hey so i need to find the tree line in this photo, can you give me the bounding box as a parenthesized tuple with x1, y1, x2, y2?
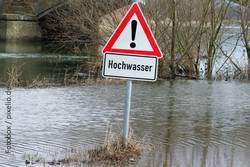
(39, 0, 250, 80)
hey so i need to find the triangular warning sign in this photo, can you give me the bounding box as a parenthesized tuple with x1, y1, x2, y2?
(102, 3, 163, 58)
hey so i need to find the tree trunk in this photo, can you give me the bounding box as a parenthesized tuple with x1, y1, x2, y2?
(194, 63, 199, 79)
(195, 42, 201, 79)
(247, 48, 250, 80)
(207, 61, 213, 80)
(206, 47, 213, 80)
(206, 0, 215, 81)
(170, 0, 176, 79)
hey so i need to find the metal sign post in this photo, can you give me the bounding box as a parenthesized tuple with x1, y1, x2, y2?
(122, 0, 138, 147)
(102, 0, 162, 146)
(123, 80, 132, 146)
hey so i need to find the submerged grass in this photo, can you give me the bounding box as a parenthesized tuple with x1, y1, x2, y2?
(24, 129, 144, 166)
(6, 63, 24, 87)
(0, 61, 124, 88)
(86, 129, 143, 164)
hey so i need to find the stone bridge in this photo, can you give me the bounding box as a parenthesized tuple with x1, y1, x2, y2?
(0, 0, 65, 41)
(0, 0, 131, 42)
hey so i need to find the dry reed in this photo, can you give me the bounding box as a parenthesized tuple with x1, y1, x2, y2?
(24, 128, 144, 166)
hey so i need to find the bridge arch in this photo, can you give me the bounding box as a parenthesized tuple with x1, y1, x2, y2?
(0, 0, 65, 41)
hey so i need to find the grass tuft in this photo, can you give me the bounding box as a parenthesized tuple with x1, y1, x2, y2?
(24, 129, 144, 166)
(86, 129, 143, 164)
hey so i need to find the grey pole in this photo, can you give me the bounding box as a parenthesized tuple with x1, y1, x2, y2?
(122, 0, 139, 147)
(123, 80, 132, 146)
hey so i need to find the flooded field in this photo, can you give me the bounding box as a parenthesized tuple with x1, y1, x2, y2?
(1, 80, 250, 167)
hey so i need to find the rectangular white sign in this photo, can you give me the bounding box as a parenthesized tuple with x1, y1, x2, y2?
(103, 53, 158, 81)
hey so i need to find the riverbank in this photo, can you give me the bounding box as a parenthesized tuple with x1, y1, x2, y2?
(0, 73, 248, 89)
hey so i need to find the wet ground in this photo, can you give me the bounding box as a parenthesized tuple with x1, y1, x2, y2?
(1, 80, 250, 167)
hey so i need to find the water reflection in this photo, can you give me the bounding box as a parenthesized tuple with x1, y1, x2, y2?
(0, 41, 42, 53)
(0, 55, 89, 83)
(0, 42, 96, 84)
(135, 81, 250, 167)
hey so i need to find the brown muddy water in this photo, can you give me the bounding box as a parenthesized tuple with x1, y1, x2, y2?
(1, 80, 250, 167)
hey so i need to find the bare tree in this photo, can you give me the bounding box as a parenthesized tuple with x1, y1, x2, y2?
(38, 0, 238, 81)
(238, 0, 250, 79)
(39, 0, 130, 54)
(143, 0, 216, 79)
(174, 0, 211, 79)
(142, 0, 172, 78)
(169, 0, 177, 79)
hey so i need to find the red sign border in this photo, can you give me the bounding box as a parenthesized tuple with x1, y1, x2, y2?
(102, 2, 163, 59)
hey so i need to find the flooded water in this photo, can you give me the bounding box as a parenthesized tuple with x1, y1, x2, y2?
(0, 26, 250, 167)
(213, 25, 247, 76)
(0, 53, 91, 83)
(0, 42, 92, 83)
(198, 25, 247, 79)
(1, 80, 250, 167)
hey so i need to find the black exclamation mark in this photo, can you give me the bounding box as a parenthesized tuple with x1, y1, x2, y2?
(130, 20, 137, 48)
